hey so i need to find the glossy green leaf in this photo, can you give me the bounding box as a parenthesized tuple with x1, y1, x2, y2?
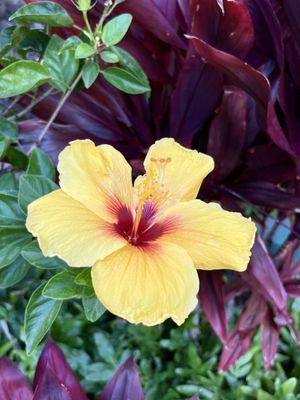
(21, 240, 67, 270)
(25, 283, 63, 354)
(0, 137, 9, 160)
(0, 191, 25, 226)
(82, 61, 100, 88)
(278, 378, 297, 396)
(6, 147, 29, 170)
(43, 35, 79, 92)
(82, 287, 106, 322)
(43, 269, 83, 300)
(75, 43, 96, 59)
(0, 256, 31, 289)
(0, 227, 31, 269)
(0, 173, 18, 191)
(18, 174, 58, 214)
(112, 46, 149, 87)
(59, 36, 82, 54)
(27, 148, 56, 181)
(0, 116, 18, 141)
(0, 60, 51, 99)
(18, 28, 50, 54)
(102, 67, 150, 94)
(9, 2, 73, 27)
(100, 50, 119, 63)
(0, 26, 14, 57)
(102, 14, 133, 46)
(75, 268, 92, 286)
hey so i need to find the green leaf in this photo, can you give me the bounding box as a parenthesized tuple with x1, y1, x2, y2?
(74, 268, 92, 286)
(0, 227, 31, 269)
(43, 35, 79, 92)
(102, 67, 150, 94)
(9, 2, 74, 27)
(27, 148, 56, 181)
(0, 26, 15, 57)
(82, 61, 100, 88)
(18, 174, 58, 214)
(257, 390, 274, 400)
(59, 36, 83, 53)
(112, 47, 150, 89)
(0, 173, 18, 191)
(75, 43, 96, 59)
(21, 240, 67, 270)
(6, 147, 29, 170)
(102, 14, 133, 46)
(100, 50, 119, 63)
(25, 283, 63, 354)
(278, 378, 297, 396)
(0, 60, 51, 99)
(0, 137, 9, 160)
(82, 287, 106, 322)
(0, 116, 18, 141)
(0, 256, 30, 289)
(18, 28, 50, 54)
(0, 192, 25, 226)
(43, 269, 83, 300)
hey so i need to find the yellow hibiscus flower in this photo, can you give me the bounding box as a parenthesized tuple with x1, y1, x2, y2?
(26, 138, 256, 326)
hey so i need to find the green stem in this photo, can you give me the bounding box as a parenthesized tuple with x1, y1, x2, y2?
(83, 11, 94, 41)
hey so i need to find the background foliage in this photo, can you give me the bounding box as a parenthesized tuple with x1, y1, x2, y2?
(0, 0, 299, 399)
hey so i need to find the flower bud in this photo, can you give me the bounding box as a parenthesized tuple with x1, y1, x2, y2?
(74, 0, 92, 12)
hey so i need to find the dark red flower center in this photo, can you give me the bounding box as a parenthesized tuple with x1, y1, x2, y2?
(113, 203, 174, 247)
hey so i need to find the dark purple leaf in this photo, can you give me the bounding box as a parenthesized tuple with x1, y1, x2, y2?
(198, 271, 227, 343)
(284, 279, 300, 298)
(0, 357, 33, 400)
(232, 181, 300, 210)
(237, 294, 267, 334)
(278, 74, 300, 161)
(190, 0, 222, 43)
(219, 329, 252, 372)
(242, 235, 287, 313)
(208, 87, 247, 180)
(170, 58, 223, 145)
(282, 0, 300, 51)
(33, 367, 70, 400)
(267, 102, 293, 156)
(237, 144, 295, 184)
(99, 356, 144, 400)
(262, 309, 280, 371)
(189, 35, 270, 116)
(246, 0, 284, 69)
(33, 340, 88, 400)
(117, 0, 185, 49)
(218, 0, 254, 58)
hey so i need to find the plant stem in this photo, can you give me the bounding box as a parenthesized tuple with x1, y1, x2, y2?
(1, 95, 22, 117)
(83, 10, 94, 40)
(9, 87, 54, 121)
(27, 71, 83, 154)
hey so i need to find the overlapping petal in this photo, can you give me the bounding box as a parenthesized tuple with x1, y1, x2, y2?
(58, 140, 134, 222)
(161, 200, 256, 272)
(91, 241, 199, 326)
(26, 190, 126, 267)
(135, 138, 214, 206)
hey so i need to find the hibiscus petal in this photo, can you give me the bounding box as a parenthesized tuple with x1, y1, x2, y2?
(161, 200, 256, 272)
(91, 241, 199, 326)
(58, 140, 134, 222)
(26, 190, 126, 267)
(136, 138, 214, 205)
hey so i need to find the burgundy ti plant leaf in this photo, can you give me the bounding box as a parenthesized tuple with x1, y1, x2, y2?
(99, 356, 144, 400)
(0, 357, 33, 400)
